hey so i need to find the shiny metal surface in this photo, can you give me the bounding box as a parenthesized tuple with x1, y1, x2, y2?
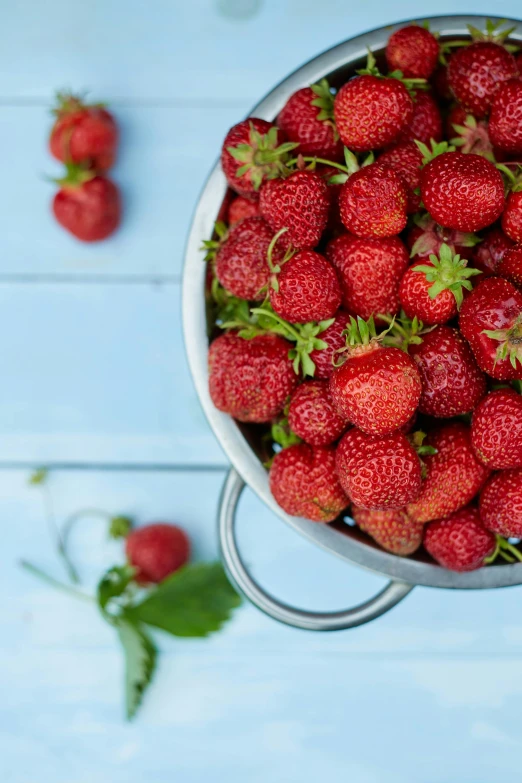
(182, 15, 522, 596)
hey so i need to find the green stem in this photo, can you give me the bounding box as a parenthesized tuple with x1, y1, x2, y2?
(267, 227, 288, 272)
(286, 156, 350, 173)
(250, 308, 301, 342)
(41, 483, 80, 585)
(20, 560, 94, 603)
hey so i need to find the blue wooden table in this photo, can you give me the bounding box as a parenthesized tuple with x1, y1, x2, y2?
(3, 2, 522, 780)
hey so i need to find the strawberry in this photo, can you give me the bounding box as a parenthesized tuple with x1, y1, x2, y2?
(399, 243, 481, 326)
(338, 163, 408, 238)
(329, 316, 422, 436)
(497, 245, 522, 288)
(335, 428, 422, 510)
(396, 90, 443, 145)
(471, 388, 522, 469)
(333, 54, 415, 152)
(423, 507, 495, 572)
(214, 216, 280, 301)
(445, 103, 469, 138)
(227, 196, 259, 225)
(386, 25, 439, 79)
(259, 169, 330, 249)
(409, 325, 486, 417)
(480, 468, 522, 537)
(309, 310, 350, 380)
(447, 41, 517, 118)
(49, 92, 118, 171)
(471, 226, 514, 276)
(221, 118, 295, 199)
(269, 249, 342, 323)
(459, 277, 522, 380)
(449, 112, 496, 160)
(277, 80, 343, 161)
(406, 213, 479, 261)
(125, 523, 191, 584)
(489, 79, 522, 154)
(208, 332, 297, 422)
(52, 166, 121, 242)
(326, 234, 409, 320)
(352, 506, 424, 555)
(287, 379, 348, 445)
(421, 151, 505, 232)
(269, 443, 349, 522)
(407, 422, 490, 523)
(378, 141, 423, 213)
(502, 191, 522, 243)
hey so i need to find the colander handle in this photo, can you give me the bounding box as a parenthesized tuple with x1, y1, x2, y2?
(218, 468, 413, 631)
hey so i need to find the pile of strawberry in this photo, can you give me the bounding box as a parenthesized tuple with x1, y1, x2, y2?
(49, 93, 121, 241)
(204, 20, 522, 573)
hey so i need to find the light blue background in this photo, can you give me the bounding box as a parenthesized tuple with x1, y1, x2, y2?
(2, 2, 522, 781)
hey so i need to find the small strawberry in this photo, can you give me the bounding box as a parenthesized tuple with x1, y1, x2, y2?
(227, 196, 259, 225)
(335, 428, 422, 510)
(409, 325, 486, 417)
(471, 388, 522, 469)
(329, 316, 422, 436)
(339, 162, 408, 238)
(269, 247, 342, 324)
(406, 422, 490, 523)
(396, 90, 443, 145)
(208, 332, 297, 422)
(333, 52, 416, 151)
(378, 141, 423, 213)
(502, 190, 522, 243)
(287, 379, 348, 445)
(497, 245, 522, 289)
(447, 40, 517, 118)
(326, 234, 409, 320)
(407, 212, 479, 261)
(450, 113, 496, 160)
(277, 79, 343, 160)
(489, 79, 522, 154)
(480, 468, 522, 538)
(125, 523, 191, 584)
(352, 506, 424, 555)
(471, 226, 514, 276)
(49, 92, 118, 171)
(269, 443, 349, 522)
(309, 310, 350, 380)
(399, 243, 481, 325)
(221, 119, 296, 199)
(259, 169, 330, 249)
(52, 165, 121, 242)
(459, 277, 522, 380)
(423, 507, 495, 572)
(420, 151, 505, 232)
(386, 25, 440, 79)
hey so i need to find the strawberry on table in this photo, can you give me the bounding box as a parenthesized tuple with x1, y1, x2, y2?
(126, 523, 190, 584)
(49, 92, 118, 171)
(269, 248, 342, 324)
(423, 507, 496, 572)
(287, 380, 348, 446)
(277, 79, 343, 161)
(471, 388, 522, 469)
(480, 469, 522, 538)
(352, 506, 424, 556)
(52, 164, 121, 242)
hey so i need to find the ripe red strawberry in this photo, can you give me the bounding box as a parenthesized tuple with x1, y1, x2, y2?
(480, 468, 522, 537)
(309, 311, 350, 380)
(269, 249, 341, 323)
(399, 243, 481, 326)
(386, 25, 439, 79)
(221, 118, 295, 199)
(269, 443, 349, 522)
(339, 163, 408, 238)
(326, 234, 409, 319)
(378, 141, 423, 213)
(52, 166, 121, 242)
(208, 332, 297, 422)
(421, 152, 505, 232)
(407, 213, 478, 262)
(472, 388, 522, 469)
(336, 428, 422, 510)
(287, 380, 348, 445)
(396, 90, 443, 145)
(407, 422, 490, 523)
(352, 506, 423, 555)
(497, 245, 522, 288)
(259, 170, 330, 249)
(424, 507, 495, 572)
(333, 58, 414, 151)
(277, 80, 343, 160)
(447, 41, 517, 118)
(502, 191, 522, 243)
(409, 325, 486, 417)
(329, 316, 422, 435)
(484, 79, 522, 154)
(227, 196, 259, 225)
(214, 216, 280, 300)
(49, 93, 118, 171)
(459, 277, 522, 380)
(471, 227, 514, 276)
(126, 523, 191, 584)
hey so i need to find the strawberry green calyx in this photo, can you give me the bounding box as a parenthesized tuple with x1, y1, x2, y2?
(467, 18, 517, 46)
(200, 220, 228, 262)
(409, 430, 437, 457)
(513, 379, 522, 394)
(52, 91, 105, 116)
(497, 163, 522, 193)
(310, 79, 337, 125)
(380, 312, 428, 352)
(335, 315, 393, 364)
(53, 161, 96, 188)
(439, 39, 471, 66)
(227, 123, 299, 191)
(415, 139, 455, 166)
(485, 534, 522, 564)
(451, 115, 495, 161)
(271, 418, 302, 449)
(413, 242, 482, 308)
(409, 213, 480, 258)
(357, 49, 428, 93)
(109, 515, 133, 539)
(483, 314, 522, 371)
(266, 227, 295, 293)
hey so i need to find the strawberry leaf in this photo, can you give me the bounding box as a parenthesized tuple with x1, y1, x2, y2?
(117, 618, 157, 720)
(28, 467, 48, 485)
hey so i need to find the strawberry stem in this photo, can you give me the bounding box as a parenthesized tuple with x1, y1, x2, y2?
(413, 242, 482, 308)
(20, 560, 93, 602)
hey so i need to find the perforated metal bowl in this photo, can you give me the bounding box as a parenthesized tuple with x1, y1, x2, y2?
(183, 15, 522, 630)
